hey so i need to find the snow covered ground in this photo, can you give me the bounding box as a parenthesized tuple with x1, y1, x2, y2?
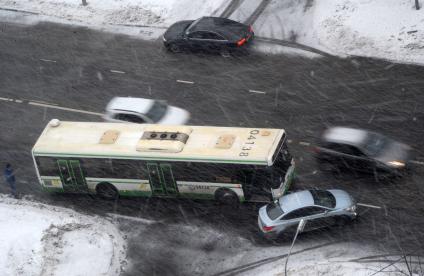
(1, 0, 422, 62)
(0, 195, 126, 276)
(254, 0, 424, 64)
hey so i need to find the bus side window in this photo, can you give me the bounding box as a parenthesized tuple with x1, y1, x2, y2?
(111, 159, 145, 179)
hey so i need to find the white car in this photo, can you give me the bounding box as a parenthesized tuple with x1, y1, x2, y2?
(103, 97, 190, 125)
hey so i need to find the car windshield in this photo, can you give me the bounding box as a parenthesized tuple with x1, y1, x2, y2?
(362, 132, 388, 156)
(309, 190, 336, 208)
(145, 100, 168, 122)
(266, 202, 284, 220)
(186, 17, 202, 34)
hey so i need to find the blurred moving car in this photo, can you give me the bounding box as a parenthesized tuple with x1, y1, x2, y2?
(163, 16, 254, 55)
(314, 127, 411, 176)
(258, 189, 357, 238)
(103, 97, 190, 125)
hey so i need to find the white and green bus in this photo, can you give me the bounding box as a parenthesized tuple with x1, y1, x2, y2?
(32, 119, 295, 203)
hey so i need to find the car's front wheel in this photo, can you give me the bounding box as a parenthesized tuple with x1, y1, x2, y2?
(167, 43, 182, 53)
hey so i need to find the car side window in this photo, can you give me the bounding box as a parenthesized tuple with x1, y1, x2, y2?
(203, 32, 225, 40)
(350, 146, 366, 157)
(114, 113, 146, 124)
(340, 145, 364, 156)
(188, 31, 206, 39)
(282, 207, 325, 220)
(326, 143, 362, 156)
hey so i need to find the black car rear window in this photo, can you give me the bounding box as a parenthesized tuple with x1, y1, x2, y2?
(309, 190, 336, 208)
(266, 202, 284, 220)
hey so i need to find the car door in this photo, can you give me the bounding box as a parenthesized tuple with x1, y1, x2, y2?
(278, 207, 315, 235)
(301, 206, 335, 231)
(203, 32, 227, 51)
(187, 31, 209, 50)
(346, 145, 376, 172)
(338, 145, 374, 172)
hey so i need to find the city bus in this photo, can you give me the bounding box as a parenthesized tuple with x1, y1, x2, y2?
(32, 119, 295, 203)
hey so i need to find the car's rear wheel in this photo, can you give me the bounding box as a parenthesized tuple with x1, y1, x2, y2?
(220, 49, 231, 58)
(215, 188, 239, 206)
(96, 182, 119, 200)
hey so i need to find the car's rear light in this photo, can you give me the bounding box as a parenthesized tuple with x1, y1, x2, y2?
(263, 225, 274, 232)
(237, 38, 246, 47)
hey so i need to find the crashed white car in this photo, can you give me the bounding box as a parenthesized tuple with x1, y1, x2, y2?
(103, 97, 190, 125)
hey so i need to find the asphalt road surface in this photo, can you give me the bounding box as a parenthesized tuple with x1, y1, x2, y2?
(1, 21, 424, 275)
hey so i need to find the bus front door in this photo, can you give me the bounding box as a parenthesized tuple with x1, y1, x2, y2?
(57, 160, 88, 193)
(147, 163, 178, 196)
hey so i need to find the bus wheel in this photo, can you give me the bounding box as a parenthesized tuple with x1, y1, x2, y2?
(215, 188, 239, 206)
(96, 183, 119, 200)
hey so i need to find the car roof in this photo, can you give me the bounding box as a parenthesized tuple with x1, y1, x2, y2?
(189, 17, 245, 40)
(322, 127, 368, 146)
(279, 190, 314, 213)
(106, 97, 155, 115)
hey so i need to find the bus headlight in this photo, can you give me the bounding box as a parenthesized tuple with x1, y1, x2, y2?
(162, 36, 167, 42)
(387, 160, 405, 168)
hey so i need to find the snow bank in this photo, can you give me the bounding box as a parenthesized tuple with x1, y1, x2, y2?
(255, 0, 424, 64)
(0, 0, 226, 32)
(0, 195, 126, 276)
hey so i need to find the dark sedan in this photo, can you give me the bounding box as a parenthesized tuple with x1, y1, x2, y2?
(163, 16, 254, 55)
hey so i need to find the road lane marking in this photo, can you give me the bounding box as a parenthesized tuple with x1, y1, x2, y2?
(28, 99, 58, 106)
(249, 89, 266, 94)
(39, 58, 57, 63)
(110, 69, 126, 74)
(176, 79, 194, 84)
(410, 160, 424, 166)
(0, 97, 13, 101)
(357, 203, 382, 209)
(28, 101, 103, 116)
(299, 141, 311, 146)
(14, 99, 23, 103)
(107, 213, 156, 225)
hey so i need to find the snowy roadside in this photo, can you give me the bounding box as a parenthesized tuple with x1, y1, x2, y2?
(0, 195, 126, 276)
(253, 0, 424, 65)
(1, 0, 422, 63)
(0, 0, 229, 40)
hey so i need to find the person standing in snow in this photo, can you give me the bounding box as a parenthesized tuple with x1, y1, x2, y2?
(4, 163, 17, 197)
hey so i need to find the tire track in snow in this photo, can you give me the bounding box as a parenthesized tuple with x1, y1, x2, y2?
(255, 36, 334, 57)
(212, 241, 342, 276)
(220, 0, 244, 18)
(244, 0, 272, 25)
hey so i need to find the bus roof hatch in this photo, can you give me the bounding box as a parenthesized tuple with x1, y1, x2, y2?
(136, 126, 193, 153)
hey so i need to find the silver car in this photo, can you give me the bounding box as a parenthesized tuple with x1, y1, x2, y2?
(258, 189, 357, 238)
(103, 97, 190, 125)
(315, 127, 412, 176)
